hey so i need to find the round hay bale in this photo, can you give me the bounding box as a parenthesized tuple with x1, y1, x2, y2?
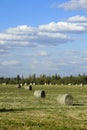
(16, 84, 21, 88)
(24, 85, 32, 90)
(34, 90, 46, 98)
(24, 86, 29, 90)
(57, 94, 73, 106)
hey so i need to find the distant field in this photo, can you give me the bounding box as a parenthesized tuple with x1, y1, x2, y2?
(0, 84, 87, 130)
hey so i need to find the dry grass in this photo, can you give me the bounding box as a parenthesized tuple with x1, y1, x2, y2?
(0, 84, 87, 130)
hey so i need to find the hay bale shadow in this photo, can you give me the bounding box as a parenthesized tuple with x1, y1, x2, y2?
(0, 108, 29, 113)
(0, 108, 14, 112)
(73, 103, 84, 106)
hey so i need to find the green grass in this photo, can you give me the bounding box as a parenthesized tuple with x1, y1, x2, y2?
(0, 84, 87, 130)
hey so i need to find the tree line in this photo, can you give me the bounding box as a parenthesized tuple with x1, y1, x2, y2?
(0, 74, 87, 85)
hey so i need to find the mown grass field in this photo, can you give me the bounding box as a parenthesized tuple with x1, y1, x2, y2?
(0, 84, 87, 130)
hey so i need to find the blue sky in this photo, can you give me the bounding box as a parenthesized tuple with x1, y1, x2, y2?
(0, 0, 87, 77)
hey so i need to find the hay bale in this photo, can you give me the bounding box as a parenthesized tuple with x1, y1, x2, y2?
(57, 94, 73, 106)
(24, 82, 28, 86)
(20, 83, 23, 87)
(24, 86, 28, 90)
(24, 85, 32, 90)
(16, 84, 21, 88)
(80, 83, 84, 87)
(33, 83, 35, 85)
(34, 90, 46, 98)
(2, 83, 6, 85)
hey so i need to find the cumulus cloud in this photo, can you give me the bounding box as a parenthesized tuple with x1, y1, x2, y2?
(0, 15, 87, 52)
(68, 15, 87, 22)
(58, 0, 87, 10)
(39, 21, 86, 33)
(0, 25, 73, 50)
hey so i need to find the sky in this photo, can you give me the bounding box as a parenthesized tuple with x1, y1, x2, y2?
(0, 0, 87, 77)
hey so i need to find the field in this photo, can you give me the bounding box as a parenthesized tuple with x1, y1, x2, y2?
(0, 84, 87, 130)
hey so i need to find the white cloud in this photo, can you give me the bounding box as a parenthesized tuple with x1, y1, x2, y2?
(0, 15, 87, 53)
(0, 24, 73, 49)
(58, 0, 87, 10)
(68, 15, 87, 22)
(7, 25, 36, 34)
(38, 51, 48, 56)
(1, 60, 19, 66)
(0, 49, 6, 53)
(39, 21, 86, 33)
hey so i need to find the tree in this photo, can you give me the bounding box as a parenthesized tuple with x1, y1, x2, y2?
(16, 74, 21, 84)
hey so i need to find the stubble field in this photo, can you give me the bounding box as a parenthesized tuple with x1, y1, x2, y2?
(0, 84, 87, 130)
